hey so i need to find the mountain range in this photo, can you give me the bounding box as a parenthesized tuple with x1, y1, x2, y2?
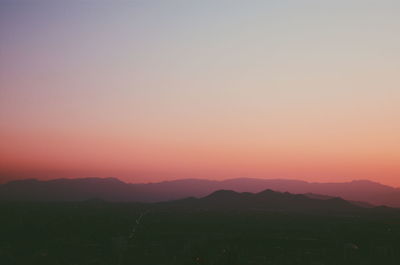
(1, 177, 400, 207)
(157, 189, 372, 213)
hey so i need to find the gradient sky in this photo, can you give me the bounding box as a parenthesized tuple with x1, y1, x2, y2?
(1, 0, 400, 185)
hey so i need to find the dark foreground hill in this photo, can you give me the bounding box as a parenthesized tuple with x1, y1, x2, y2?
(1, 177, 400, 207)
(1, 195, 400, 265)
(159, 189, 365, 213)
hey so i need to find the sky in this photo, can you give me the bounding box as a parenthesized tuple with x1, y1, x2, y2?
(1, 0, 400, 186)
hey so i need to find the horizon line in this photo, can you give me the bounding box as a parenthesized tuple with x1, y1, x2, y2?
(2, 176, 396, 188)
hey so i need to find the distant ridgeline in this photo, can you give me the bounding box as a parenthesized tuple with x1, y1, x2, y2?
(0, 177, 400, 208)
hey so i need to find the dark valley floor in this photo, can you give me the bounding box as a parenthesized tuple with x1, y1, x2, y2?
(1, 200, 400, 265)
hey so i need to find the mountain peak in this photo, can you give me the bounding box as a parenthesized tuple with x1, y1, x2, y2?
(257, 189, 278, 195)
(206, 189, 240, 198)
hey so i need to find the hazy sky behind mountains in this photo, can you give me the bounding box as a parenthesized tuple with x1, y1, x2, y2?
(1, 1, 399, 185)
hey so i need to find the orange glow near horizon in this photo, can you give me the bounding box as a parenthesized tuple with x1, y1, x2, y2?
(1, 1, 400, 186)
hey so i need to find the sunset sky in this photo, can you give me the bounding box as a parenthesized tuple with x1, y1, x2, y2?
(1, 1, 400, 185)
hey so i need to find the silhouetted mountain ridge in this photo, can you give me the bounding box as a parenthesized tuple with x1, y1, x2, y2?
(160, 189, 363, 212)
(1, 177, 400, 207)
